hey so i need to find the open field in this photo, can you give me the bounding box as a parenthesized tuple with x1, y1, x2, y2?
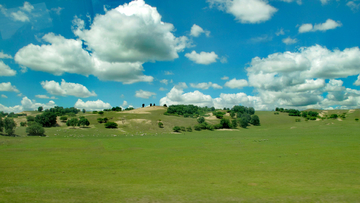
(1, 108, 360, 202)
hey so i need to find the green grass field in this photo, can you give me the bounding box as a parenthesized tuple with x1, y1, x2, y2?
(1, 108, 360, 202)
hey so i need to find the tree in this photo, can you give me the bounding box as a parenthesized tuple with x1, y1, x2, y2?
(153, 103, 155, 106)
(38, 106, 43, 112)
(250, 115, 260, 126)
(186, 126, 192, 132)
(35, 112, 57, 127)
(194, 125, 201, 131)
(197, 117, 205, 123)
(158, 122, 163, 128)
(4, 118, 16, 136)
(60, 116, 67, 122)
(20, 122, 27, 127)
(220, 118, 232, 129)
(78, 117, 90, 127)
(231, 119, 238, 128)
(66, 118, 78, 128)
(230, 111, 235, 119)
(98, 111, 104, 115)
(329, 114, 338, 119)
(0, 117, 3, 133)
(248, 107, 255, 115)
(97, 118, 104, 123)
(82, 109, 86, 113)
(163, 104, 167, 107)
(103, 118, 108, 123)
(26, 116, 35, 122)
(238, 118, 248, 128)
(173, 126, 181, 132)
(150, 103, 152, 107)
(142, 104, 145, 108)
(105, 122, 118, 128)
(26, 122, 45, 136)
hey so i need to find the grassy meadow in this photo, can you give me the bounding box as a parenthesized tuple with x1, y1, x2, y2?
(1, 107, 360, 202)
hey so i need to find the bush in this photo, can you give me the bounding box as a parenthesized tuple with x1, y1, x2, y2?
(197, 117, 205, 123)
(103, 117, 108, 123)
(26, 116, 35, 122)
(186, 126, 192, 132)
(105, 122, 118, 128)
(355, 118, 359, 121)
(250, 115, 260, 126)
(67, 112, 76, 117)
(214, 112, 225, 119)
(20, 122, 27, 127)
(60, 116, 67, 122)
(180, 126, 186, 131)
(207, 125, 214, 131)
(35, 112, 57, 127)
(66, 118, 79, 128)
(173, 126, 181, 132)
(231, 119, 238, 128)
(158, 122, 164, 128)
(309, 117, 316, 120)
(238, 118, 248, 128)
(329, 114, 338, 119)
(295, 118, 301, 122)
(97, 118, 104, 123)
(4, 118, 16, 136)
(213, 124, 222, 129)
(98, 111, 104, 115)
(93, 111, 98, 114)
(220, 118, 232, 129)
(194, 125, 201, 131)
(78, 118, 90, 127)
(26, 122, 45, 136)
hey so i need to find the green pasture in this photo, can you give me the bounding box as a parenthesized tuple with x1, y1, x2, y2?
(0, 109, 360, 202)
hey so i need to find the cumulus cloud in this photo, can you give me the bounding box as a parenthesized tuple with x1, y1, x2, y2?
(74, 99, 111, 111)
(279, 0, 302, 4)
(207, 0, 278, 24)
(174, 82, 188, 90)
(160, 87, 214, 107)
(159, 87, 167, 91)
(15, 33, 153, 84)
(190, 82, 223, 90)
(0, 61, 16, 76)
(35, 95, 58, 99)
(73, 0, 189, 63)
(275, 28, 285, 36)
(122, 100, 128, 107)
(185, 51, 218, 65)
(51, 7, 63, 15)
(0, 82, 19, 92)
(224, 78, 248, 89)
(221, 76, 229, 80)
(347, 1, 360, 12)
(320, 0, 329, 5)
(0, 96, 56, 113)
(164, 71, 174, 75)
(41, 79, 97, 98)
(0, 51, 12, 59)
(160, 79, 168, 85)
(1, 94, 7, 98)
(298, 19, 342, 33)
(282, 37, 298, 45)
(190, 24, 210, 37)
(135, 90, 156, 99)
(10, 10, 30, 22)
(353, 75, 360, 86)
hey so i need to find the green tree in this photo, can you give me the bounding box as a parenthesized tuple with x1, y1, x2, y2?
(4, 118, 16, 136)
(158, 122, 164, 128)
(38, 106, 43, 112)
(26, 116, 35, 122)
(230, 111, 235, 118)
(78, 117, 90, 127)
(98, 111, 104, 115)
(231, 119, 238, 128)
(20, 122, 27, 127)
(0, 117, 3, 133)
(186, 126, 192, 132)
(66, 118, 79, 128)
(60, 116, 68, 122)
(103, 118, 108, 123)
(97, 118, 104, 123)
(173, 126, 181, 132)
(220, 118, 232, 129)
(239, 118, 248, 128)
(35, 112, 57, 127)
(197, 117, 205, 123)
(26, 122, 45, 136)
(105, 122, 118, 128)
(250, 115, 260, 126)
(82, 109, 86, 113)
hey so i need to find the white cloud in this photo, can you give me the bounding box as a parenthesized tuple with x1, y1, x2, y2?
(10, 10, 30, 22)
(275, 28, 285, 36)
(298, 19, 342, 33)
(74, 99, 111, 111)
(21, 2, 34, 12)
(73, 0, 189, 63)
(282, 37, 298, 45)
(174, 82, 188, 90)
(160, 87, 214, 107)
(0, 96, 56, 113)
(122, 100, 128, 107)
(185, 51, 218, 65)
(347, 1, 360, 12)
(190, 82, 223, 90)
(221, 76, 229, 80)
(190, 24, 210, 37)
(159, 87, 167, 91)
(0, 61, 16, 76)
(0, 82, 19, 93)
(1, 94, 7, 98)
(208, 0, 278, 24)
(135, 90, 156, 99)
(51, 7, 63, 15)
(164, 71, 174, 75)
(279, 0, 302, 5)
(41, 79, 97, 98)
(160, 79, 168, 85)
(220, 56, 228, 63)
(353, 75, 360, 86)
(224, 78, 248, 89)
(320, 0, 329, 5)
(35, 95, 50, 99)
(15, 33, 153, 84)
(0, 51, 12, 59)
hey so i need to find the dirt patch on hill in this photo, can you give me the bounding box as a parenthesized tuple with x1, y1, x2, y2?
(205, 113, 218, 120)
(130, 119, 152, 124)
(348, 109, 355, 113)
(118, 106, 165, 114)
(217, 129, 239, 131)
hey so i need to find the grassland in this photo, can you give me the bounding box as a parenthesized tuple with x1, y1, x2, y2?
(1, 108, 360, 202)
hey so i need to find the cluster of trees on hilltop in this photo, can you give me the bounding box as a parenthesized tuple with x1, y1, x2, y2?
(103, 106, 122, 111)
(0, 111, 27, 118)
(164, 105, 216, 117)
(44, 106, 80, 116)
(275, 107, 320, 120)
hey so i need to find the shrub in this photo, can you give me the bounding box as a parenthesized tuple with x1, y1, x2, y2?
(98, 111, 104, 115)
(4, 118, 16, 136)
(238, 118, 248, 128)
(309, 117, 316, 120)
(97, 118, 104, 123)
(35, 112, 57, 127)
(173, 126, 181, 132)
(197, 117, 205, 123)
(194, 125, 201, 131)
(158, 122, 164, 128)
(105, 122, 118, 128)
(186, 126, 192, 132)
(60, 116, 68, 122)
(295, 118, 301, 122)
(20, 122, 27, 127)
(66, 118, 79, 128)
(103, 117, 108, 123)
(329, 114, 338, 119)
(230, 111, 235, 118)
(220, 118, 232, 129)
(78, 118, 90, 127)
(184, 113, 190, 118)
(213, 124, 222, 129)
(214, 112, 225, 119)
(26, 116, 35, 122)
(355, 118, 359, 121)
(207, 125, 214, 131)
(180, 126, 186, 131)
(250, 115, 260, 126)
(93, 111, 98, 114)
(26, 122, 45, 136)
(231, 119, 238, 128)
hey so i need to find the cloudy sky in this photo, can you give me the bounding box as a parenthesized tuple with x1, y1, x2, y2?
(1, 0, 360, 112)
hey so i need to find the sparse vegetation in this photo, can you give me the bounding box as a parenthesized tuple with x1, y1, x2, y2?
(105, 122, 118, 128)
(26, 122, 45, 136)
(173, 126, 181, 132)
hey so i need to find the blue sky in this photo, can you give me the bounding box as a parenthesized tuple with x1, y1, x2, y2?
(1, 0, 360, 112)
